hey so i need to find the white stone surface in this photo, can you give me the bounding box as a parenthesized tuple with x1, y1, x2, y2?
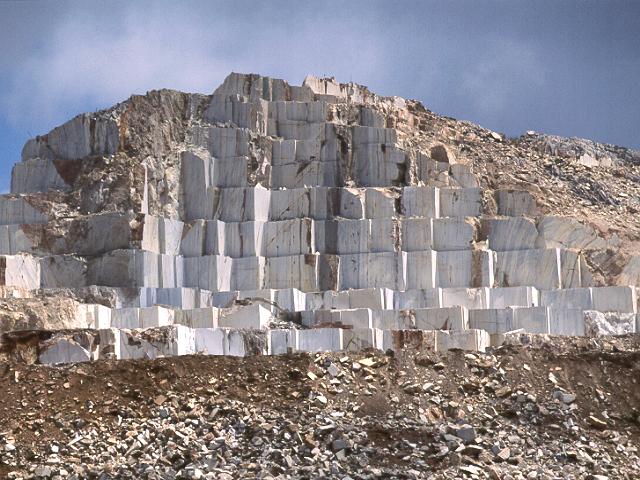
(11, 158, 70, 194)
(365, 188, 398, 219)
(495, 249, 561, 290)
(512, 306, 550, 334)
(219, 304, 271, 329)
(435, 250, 493, 288)
(469, 308, 513, 335)
(442, 287, 490, 310)
(183, 255, 232, 292)
(414, 306, 468, 330)
(432, 218, 476, 250)
(485, 217, 538, 251)
(540, 288, 593, 310)
(231, 256, 265, 291)
(440, 188, 482, 217)
(548, 308, 585, 336)
(175, 307, 219, 328)
(437, 329, 489, 352)
(339, 252, 407, 290)
(275, 288, 306, 312)
(489, 286, 539, 308)
(0, 254, 41, 289)
(405, 251, 436, 290)
(401, 218, 432, 251)
(0, 197, 49, 226)
(194, 327, 225, 355)
(268, 329, 298, 355)
(77, 304, 112, 329)
(22, 114, 118, 161)
(112, 308, 141, 329)
(372, 310, 415, 329)
(337, 308, 373, 329)
(344, 328, 381, 351)
(88, 250, 160, 288)
(267, 254, 318, 291)
(536, 216, 606, 250)
(140, 306, 175, 328)
(401, 186, 439, 218)
(298, 328, 344, 352)
(39, 337, 91, 364)
(591, 286, 637, 313)
(0, 224, 34, 255)
(349, 287, 394, 310)
(339, 188, 365, 219)
(395, 288, 442, 309)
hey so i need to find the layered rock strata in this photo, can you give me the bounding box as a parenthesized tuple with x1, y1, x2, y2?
(1, 73, 638, 364)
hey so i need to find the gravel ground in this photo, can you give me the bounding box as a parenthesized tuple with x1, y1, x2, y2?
(1, 334, 640, 479)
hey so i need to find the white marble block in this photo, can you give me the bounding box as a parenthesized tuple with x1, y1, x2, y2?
(437, 329, 489, 352)
(401, 186, 440, 218)
(511, 306, 550, 334)
(298, 328, 344, 352)
(489, 286, 539, 308)
(39, 337, 92, 365)
(442, 287, 490, 310)
(344, 328, 382, 351)
(77, 304, 112, 329)
(432, 218, 476, 251)
(548, 308, 585, 336)
(194, 327, 226, 355)
(435, 250, 493, 288)
(405, 250, 437, 290)
(0, 254, 41, 289)
(485, 217, 538, 251)
(590, 286, 637, 313)
(349, 287, 395, 310)
(339, 252, 407, 290)
(268, 329, 299, 355)
(440, 188, 482, 217)
(540, 288, 593, 310)
(414, 306, 468, 330)
(395, 288, 442, 309)
(219, 304, 271, 329)
(495, 249, 561, 290)
(468, 308, 513, 335)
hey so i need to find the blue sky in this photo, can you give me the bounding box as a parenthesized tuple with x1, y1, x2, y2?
(1, 0, 638, 192)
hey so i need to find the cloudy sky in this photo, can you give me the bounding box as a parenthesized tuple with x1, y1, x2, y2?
(1, 0, 638, 191)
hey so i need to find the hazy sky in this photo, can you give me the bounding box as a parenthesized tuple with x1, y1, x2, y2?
(1, 0, 638, 191)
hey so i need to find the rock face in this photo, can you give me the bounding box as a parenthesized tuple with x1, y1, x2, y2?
(0, 72, 639, 363)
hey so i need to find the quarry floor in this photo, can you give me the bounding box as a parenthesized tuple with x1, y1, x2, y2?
(2, 336, 640, 479)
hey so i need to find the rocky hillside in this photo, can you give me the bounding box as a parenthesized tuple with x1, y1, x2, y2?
(1, 72, 640, 479)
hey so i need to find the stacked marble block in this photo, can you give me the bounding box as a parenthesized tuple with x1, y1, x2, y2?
(41, 302, 488, 363)
(2, 72, 638, 365)
(34, 282, 638, 364)
(0, 192, 594, 292)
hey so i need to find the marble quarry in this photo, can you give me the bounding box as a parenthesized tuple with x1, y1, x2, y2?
(0, 72, 638, 365)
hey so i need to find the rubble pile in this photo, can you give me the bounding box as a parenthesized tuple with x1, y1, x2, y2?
(1, 337, 639, 478)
